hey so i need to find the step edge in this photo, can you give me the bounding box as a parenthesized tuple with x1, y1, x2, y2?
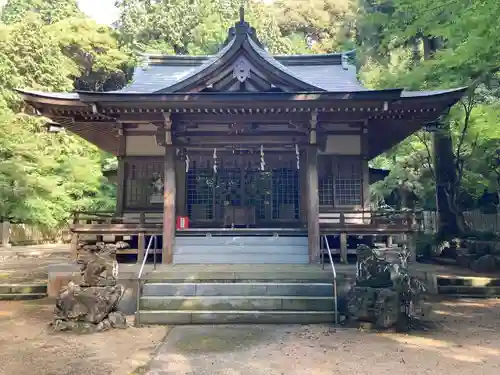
(436, 275, 500, 280)
(138, 310, 335, 314)
(140, 296, 335, 300)
(0, 293, 47, 297)
(0, 284, 47, 287)
(143, 282, 334, 286)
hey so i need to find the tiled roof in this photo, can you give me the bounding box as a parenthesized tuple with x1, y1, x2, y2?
(117, 53, 364, 93)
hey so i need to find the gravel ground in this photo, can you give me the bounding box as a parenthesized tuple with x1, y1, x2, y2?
(0, 245, 71, 284)
(145, 298, 500, 375)
(0, 299, 167, 375)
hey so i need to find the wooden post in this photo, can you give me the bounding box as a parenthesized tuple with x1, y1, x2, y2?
(340, 233, 348, 264)
(163, 145, 176, 264)
(339, 214, 348, 263)
(162, 114, 176, 265)
(1, 221, 10, 248)
(137, 212, 145, 263)
(307, 111, 320, 263)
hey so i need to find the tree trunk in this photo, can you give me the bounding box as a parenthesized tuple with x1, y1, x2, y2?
(433, 123, 465, 238)
(423, 36, 464, 239)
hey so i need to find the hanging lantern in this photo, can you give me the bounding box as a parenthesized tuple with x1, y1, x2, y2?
(295, 144, 300, 170)
(260, 144, 265, 171)
(213, 147, 218, 174)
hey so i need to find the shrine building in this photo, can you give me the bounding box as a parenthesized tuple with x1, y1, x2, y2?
(17, 13, 466, 265)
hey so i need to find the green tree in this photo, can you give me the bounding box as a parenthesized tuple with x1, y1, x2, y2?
(1, 0, 81, 25)
(358, 0, 500, 238)
(0, 6, 132, 228)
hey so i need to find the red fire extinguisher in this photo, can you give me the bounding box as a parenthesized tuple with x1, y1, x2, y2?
(176, 216, 189, 230)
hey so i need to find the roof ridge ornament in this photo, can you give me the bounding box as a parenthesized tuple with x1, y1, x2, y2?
(239, 5, 245, 23)
(235, 5, 250, 35)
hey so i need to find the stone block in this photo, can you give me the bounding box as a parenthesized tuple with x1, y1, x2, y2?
(47, 263, 82, 298)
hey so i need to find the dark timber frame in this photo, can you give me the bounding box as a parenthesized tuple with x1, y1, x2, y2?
(17, 11, 466, 264)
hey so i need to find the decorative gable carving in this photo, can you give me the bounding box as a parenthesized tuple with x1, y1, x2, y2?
(233, 58, 251, 83)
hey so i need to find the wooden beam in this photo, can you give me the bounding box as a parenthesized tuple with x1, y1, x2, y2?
(162, 114, 176, 264)
(176, 135, 307, 145)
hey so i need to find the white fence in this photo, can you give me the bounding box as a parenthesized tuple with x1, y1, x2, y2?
(420, 210, 500, 234)
(0, 221, 70, 246)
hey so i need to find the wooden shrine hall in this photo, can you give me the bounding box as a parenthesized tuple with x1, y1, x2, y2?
(17, 12, 466, 265)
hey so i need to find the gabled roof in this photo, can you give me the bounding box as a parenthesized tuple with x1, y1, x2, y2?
(115, 15, 364, 94)
(14, 9, 469, 159)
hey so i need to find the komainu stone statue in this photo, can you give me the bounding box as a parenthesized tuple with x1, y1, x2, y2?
(50, 241, 127, 332)
(346, 245, 427, 331)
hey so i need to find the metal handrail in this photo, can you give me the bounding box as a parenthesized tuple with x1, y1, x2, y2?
(322, 234, 338, 325)
(135, 235, 158, 327)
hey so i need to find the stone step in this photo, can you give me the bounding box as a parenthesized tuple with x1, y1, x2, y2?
(0, 284, 47, 294)
(140, 296, 335, 311)
(144, 271, 336, 283)
(137, 310, 335, 325)
(142, 282, 335, 297)
(437, 276, 500, 287)
(173, 253, 309, 264)
(438, 285, 500, 297)
(0, 293, 47, 301)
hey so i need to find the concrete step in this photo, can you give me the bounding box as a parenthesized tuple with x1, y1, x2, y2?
(0, 284, 47, 294)
(143, 282, 334, 297)
(137, 310, 335, 325)
(438, 285, 500, 297)
(140, 296, 335, 311)
(437, 276, 500, 287)
(0, 293, 47, 301)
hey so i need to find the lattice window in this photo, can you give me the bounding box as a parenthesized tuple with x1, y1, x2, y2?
(244, 169, 271, 220)
(333, 156, 362, 206)
(271, 165, 300, 220)
(318, 155, 334, 206)
(186, 161, 214, 220)
(124, 159, 163, 208)
(319, 176, 334, 206)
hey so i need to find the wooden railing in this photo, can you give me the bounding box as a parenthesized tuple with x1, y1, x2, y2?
(319, 209, 418, 233)
(319, 209, 419, 264)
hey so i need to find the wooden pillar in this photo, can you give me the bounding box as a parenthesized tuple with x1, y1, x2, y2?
(136, 212, 146, 263)
(162, 114, 176, 264)
(339, 214, 348, 263)
(307, 110, 320, 263)
(115, 125, 126, 217)
(386, 235, 393, 248)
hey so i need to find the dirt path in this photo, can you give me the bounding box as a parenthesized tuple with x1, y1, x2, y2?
(0, 299, 167, 375)
(145, 298, 500, 375)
